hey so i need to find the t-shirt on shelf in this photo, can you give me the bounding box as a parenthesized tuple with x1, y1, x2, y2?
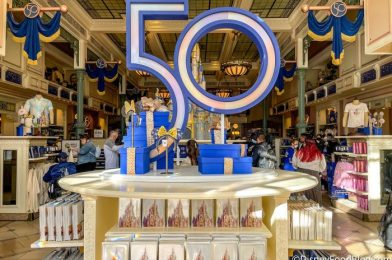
(344, 102, 369, 128)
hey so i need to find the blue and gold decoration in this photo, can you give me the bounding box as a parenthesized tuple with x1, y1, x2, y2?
(86, 59, 119, 95)
(306, 1, 364, 65)
(275, 62, 297, 96)
(7, 3, 63, 65)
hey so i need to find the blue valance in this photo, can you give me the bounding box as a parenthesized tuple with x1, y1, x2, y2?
(275, 64, 297, 96)
(308, 10, 364, 65)
(7, 12, 61, 65)
(86, 64, 119, 95)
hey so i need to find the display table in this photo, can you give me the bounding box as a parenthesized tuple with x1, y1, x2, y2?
(59, 168, 318, 260)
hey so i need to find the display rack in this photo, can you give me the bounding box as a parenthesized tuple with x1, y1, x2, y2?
(288, 240, 341, 250)
(332, 135, 392, 221)
(30, 239, 84, 249)
(59, 168, 318, 260)
(0, 136, 59, 220)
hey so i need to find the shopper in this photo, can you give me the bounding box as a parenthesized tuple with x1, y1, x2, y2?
(104, 130, 123, 169)
(292, 141, 326, 204)
(282, 139, 298, 171)
(247, 132, 258, 156)
(315, 134, 325, 152)
(298, 133, 308, 149)
(252, 133, 277, 169)
(76, 134, 97, 172)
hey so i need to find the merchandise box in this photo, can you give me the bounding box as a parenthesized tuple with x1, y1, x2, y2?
(240, 198, 263, 228)
(124, 126, 148, 148)
(118, 198, 141, 228)
(158, 238, 185, 260)
(167, 199, 190, 228)
(198, 144, 241, 158)
(198, 157, 252, 175)
(238, 241, 266, 260)
(212, 237, 239, 260)
(143, 199, 166, 228)
(186, 239, 212, 260)
(119, 147, 150, 175)
(131, 240, 158, 260)
(216, 199, 239, 228)
(191, 199, 214, 228)
(102, 241, 129, 260)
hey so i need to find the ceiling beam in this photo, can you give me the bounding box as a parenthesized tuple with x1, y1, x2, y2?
(146, 33, 168, 61)
(89, 18, 292, 33)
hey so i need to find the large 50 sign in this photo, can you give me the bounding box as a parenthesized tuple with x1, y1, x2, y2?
(126, 0, 281, 132)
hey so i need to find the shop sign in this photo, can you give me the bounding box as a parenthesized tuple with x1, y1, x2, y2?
(94, 129, 104, 138)
(0, 101, 15, 113)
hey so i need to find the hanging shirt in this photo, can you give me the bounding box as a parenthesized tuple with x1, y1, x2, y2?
(344, 102, 369, 128)
(104, 139, 123, 169)
(24, 96, 53, 124)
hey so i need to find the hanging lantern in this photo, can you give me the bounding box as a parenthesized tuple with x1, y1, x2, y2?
(221, 61, 252, 78)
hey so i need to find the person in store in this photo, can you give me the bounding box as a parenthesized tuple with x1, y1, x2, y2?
(315, 134, 325, 152)
(43, 152, 77, 199)
(282, 139, 298, 171)
(104, 129, 123, 169)
(292, 141, 326, 204)
(298, 133, 308, 149)
(247, 132, 258, 156)
(76, 134, 97, 172)
(252, 133, 277, 169)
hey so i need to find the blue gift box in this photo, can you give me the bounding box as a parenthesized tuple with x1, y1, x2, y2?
(157, 150, 174, 170)
(210, 129, 227, 144)
(198, 156, 252, 174)
(124, 126, 147, 148)
(119, 147, 150, 174)
(198, 144, 242, 158)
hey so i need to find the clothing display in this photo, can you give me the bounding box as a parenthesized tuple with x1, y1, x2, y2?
(23, 95, 54, 125)
(344, 102, 369, 128)
(27, 163, 54, 213)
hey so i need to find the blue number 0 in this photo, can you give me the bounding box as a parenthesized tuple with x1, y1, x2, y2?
(126, 0, 281, 146)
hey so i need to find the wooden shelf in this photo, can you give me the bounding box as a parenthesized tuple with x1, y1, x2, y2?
(345, 188, 368, 196)
(30, 239, 84, 248)
(29, 157, 48, 162)
(288, 240, 341, 250)
(334, 152, 367, 157)
(106, 225, 273, 238)
(44, 153, 60, 157)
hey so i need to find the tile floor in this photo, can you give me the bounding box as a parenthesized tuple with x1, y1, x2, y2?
(0, 201, 391, 259)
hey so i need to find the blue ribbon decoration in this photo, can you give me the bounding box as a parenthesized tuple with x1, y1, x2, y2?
(274, 64, 297, 96)
(86, 64, 119, 95)
(7, 12, 61, 65)
(308, 10, 364, 65)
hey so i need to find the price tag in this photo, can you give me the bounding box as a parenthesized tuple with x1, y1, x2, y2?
(162, 139, 168, 147)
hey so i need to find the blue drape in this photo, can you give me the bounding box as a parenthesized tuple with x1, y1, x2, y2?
(7, 12, 61, 65)
(274, 64, 296, 96)
(86, 64, 119, 95)
(308, 10, 364, 65)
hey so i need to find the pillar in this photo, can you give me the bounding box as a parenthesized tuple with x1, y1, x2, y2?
(297, 68, 307, 136)
(120, 74, 127, 136)
(74, 39, 87, 138)
(75, 69, 85, 137)
(263, 99, 268, 134)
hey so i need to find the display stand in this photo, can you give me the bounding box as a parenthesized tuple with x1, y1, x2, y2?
(333, 135, 392, 221)
(59, 168, 318, 260)
(0, 136, 59, 220)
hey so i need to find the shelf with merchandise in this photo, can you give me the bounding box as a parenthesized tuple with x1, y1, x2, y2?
(288, 240, 341, 250)
(333, 152, 367, 157)
(28, 156, 49, 162)
(344, 188, 368, 196)
(30, 239, 84, 248)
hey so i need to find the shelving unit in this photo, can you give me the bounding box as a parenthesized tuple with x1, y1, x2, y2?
(30, 239, 84, 249)
(0, 136, 59, 220)
(333, 152, 367, 157)
(288, 240, 341, 250)
(59, 168, 318, 260)
(344, 188, 368, 196)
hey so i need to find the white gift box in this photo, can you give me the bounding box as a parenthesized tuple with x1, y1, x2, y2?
(118, 198, 141, 228)
(216, 199, 239, 228)
(102, 241, 129, 260)
(240, 198, 263, 228)
(159, 238, 185, 260)
(191, 200, 214, 228)
(131, 240, 158, 260)
(212, 237, 239, 260)
(142, 199, 166, 228)
(167, 199, 190, 228)
(186, 240, 212, 260)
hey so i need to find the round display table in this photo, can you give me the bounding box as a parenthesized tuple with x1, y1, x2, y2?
(59, 167, 317, 260)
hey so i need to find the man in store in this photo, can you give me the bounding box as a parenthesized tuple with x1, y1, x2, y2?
(252, 133, 277, 169)
(104, 129, 123, 169)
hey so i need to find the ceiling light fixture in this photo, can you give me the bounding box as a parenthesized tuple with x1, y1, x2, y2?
(216, 89, 232, 98)
(221, 60, 252, 78)
(135, 70, 151, 77)
(158, 89, 171, 100)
